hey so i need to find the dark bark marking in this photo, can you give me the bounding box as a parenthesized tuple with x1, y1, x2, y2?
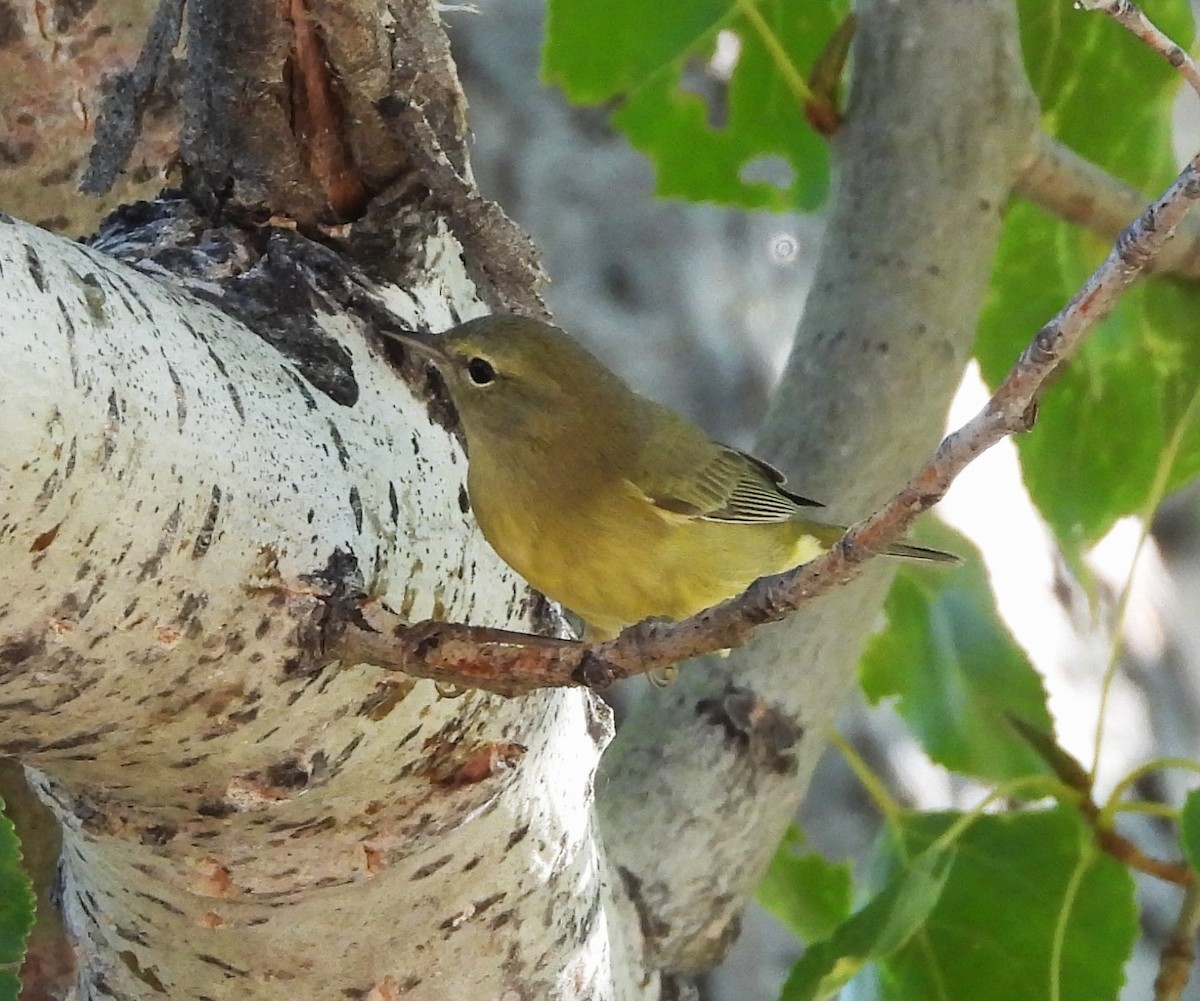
(210, 234, 360, 406)
(348, 485, 363, 534)
(56, 297, 80, 386)
(134, 892, 186, 917)
(169, 754, 210, 769)
(489, 909, 515, 931)
(283, 368, 319, 412)
(140, 824, 178, 847)
(410, 853, 453, 880)
(101, 389, 121, 465)
(137, 501, 184, 581)
(265, 758, 310, 790)
(331, 733, 363, 770)
(695, 684, 802, 776)
(617, 865, 672, 944)
(0, 140, 33, 166)
(33, 467, 62, 513)
(195, 953, 248, 976)
(504, 822, 530, 852)
(44, 725, 117, 752)
(0, 635, 44, 670)
(52, 0, 98, 32)
(175, 591, 207, 629)
(191, 485, 222, 559)
(115, 923, 149, 947)
(118, 950, 169, 994)
(165, 362, 187, 430)
(24, 242, 45, 292)
(327, 418, 349, 470)
(0, 3, 23, 48)
(199, 341, 245, 421)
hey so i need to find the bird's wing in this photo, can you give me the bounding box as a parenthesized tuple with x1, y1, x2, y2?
(630, 408, 823, 524)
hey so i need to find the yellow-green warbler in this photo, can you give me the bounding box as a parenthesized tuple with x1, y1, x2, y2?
(389, 315, 955, 640)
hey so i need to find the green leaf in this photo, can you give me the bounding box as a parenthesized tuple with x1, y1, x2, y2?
(543, 0, 848, 209)
(543, 0, 728, 102)
(859, 530, 1055, 783)
(867, 808, 1138, 1001)
(758, 825, 853, 943)
(978, 205, 1200, 554)
(0, 796, 33, 1001)
(978, 0, 1199, 554)
(1020, 0, 1190, 176)
(779, 844, 954, 1001)
(1179, 788, 1200, 874)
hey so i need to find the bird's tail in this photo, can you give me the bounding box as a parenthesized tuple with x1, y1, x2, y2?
(884, 541, 960, 564)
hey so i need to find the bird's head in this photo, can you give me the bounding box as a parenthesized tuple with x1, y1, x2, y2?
(387, 314, 631, 445)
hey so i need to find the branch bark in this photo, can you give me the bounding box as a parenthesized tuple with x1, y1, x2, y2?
(1016, 132, 1200, 281)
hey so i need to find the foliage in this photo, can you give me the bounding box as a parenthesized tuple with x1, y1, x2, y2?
(776, 841, 953, 1001)
(543, 0, 849, 210)
(0, 798, 33, 1001)
(864, 809, 1136, 1001)
(758, 826, 853, 944)
(979, 0, 1200, 562)
(545, 0, 1200, 997)
(859, 528, 1055, 784)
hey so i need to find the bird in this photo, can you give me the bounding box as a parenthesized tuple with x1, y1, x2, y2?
(386, 314, 956, 641)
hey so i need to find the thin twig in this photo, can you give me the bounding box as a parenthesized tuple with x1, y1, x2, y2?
(1081, 0, 1200, 98)
(1015, 1, 1200, 278)
(1095, 829, 1194, 887)
(1155, 882, 1200, 1000)
(1015, 133, 1200, 281)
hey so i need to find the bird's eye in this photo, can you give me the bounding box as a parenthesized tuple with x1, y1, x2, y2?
(466, 357, 496, 386)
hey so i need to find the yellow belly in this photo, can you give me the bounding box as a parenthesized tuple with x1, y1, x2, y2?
(471, 475, 827, 640)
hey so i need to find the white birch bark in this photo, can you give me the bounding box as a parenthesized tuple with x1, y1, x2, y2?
(0, 214, 644, 999)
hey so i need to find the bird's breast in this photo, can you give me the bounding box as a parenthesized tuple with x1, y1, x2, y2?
(466, 455, 823, 639)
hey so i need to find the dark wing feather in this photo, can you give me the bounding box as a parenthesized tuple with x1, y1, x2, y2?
(736, 450, 824, 511)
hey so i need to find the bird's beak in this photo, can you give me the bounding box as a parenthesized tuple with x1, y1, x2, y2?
(380, 326, 450, 365)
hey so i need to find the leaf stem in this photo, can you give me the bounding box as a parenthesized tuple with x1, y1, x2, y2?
(732, 0, 815, 105)
(830, 732, 902, 822)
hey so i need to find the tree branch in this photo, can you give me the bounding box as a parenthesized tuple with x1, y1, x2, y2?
(1083, 0, 1200, 97)
(79, 0, 186, 196)
(1016, 133, 1200, 281)
(1015, 1, 1200, 280)
(1155, 882, 1200, 1001)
